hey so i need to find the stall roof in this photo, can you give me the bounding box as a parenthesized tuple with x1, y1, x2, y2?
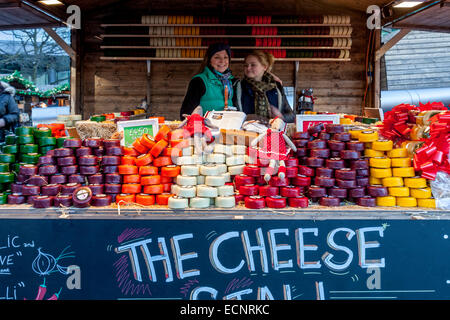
(0, 0, 64, 30)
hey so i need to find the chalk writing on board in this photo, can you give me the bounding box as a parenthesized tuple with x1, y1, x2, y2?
(112, 225, 388, 300)
(32, 246, 76, 276)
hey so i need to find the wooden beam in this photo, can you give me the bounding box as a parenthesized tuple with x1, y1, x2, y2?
(374, 29, 381, 110)
(43, 26, 75, 60)
(375, 28, 411, 61)
(0, 22, 60, 30)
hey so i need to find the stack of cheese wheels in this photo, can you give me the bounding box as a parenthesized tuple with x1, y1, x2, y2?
(236, 155, 309, 209)
(0, 132, 23, 204)
(168, 142, 240, 209)
(118, 126, 178, 207)
(292, 123, 371, 207)
(364, 136, 429, 208)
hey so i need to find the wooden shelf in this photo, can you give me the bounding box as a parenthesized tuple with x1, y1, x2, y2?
(101, 34, 352, 38)
(101, 45, 352, 50)
(101, 23, 352, 27)
(100, 57, 351, 62)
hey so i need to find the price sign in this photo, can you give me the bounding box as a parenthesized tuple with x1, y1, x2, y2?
(296, 114, 340, 132)
(116, 118, 159, 147)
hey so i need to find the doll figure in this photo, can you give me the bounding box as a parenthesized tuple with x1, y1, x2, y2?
(250, 117, 297, 182)
(178, 106, 218, 154)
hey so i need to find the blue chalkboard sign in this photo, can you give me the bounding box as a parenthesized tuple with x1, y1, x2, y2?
(1, 218, 449, 300)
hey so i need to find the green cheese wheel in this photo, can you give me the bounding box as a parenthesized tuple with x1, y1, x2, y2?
(20, 144, 39, 154)
(90, 115, 106, 122)
(0, 193, 7, 205)
(38, 136, 56, 146)
(0, 173, 14, 183)
(5, 135, 17, 145)
(17, 135, 34, 145)
(2, 145, 18, 154)
(21, 153, 41, 164)
(15, 126, 34, 136)
(56, 136, 69, 148)
(33, 127, 52, 138)
(39, 146, 55, 154)
(0, 154, 15, 163)
(0, 163, 9, 173)
(13, 162, 26, 172)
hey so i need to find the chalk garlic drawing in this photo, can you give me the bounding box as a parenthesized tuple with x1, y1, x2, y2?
(31, 246, 76, 276)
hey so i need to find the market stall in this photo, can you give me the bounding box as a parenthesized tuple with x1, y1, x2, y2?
(0, 0, 450, 301)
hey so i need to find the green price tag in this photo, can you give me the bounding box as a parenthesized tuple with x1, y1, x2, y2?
(123, 125, 154, 147)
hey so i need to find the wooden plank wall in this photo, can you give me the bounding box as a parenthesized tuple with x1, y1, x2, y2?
(81, 13, 368, 120)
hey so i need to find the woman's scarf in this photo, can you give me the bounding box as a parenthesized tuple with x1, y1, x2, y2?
(244, 72, 277, 118)
(211, 67, 234, 107)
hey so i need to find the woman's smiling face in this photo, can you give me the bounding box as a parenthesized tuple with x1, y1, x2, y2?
(210, 50, 229, 73)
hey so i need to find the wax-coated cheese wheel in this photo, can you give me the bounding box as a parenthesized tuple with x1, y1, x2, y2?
(336, 179, 357, 189)
(177, 186, 197, 198)
(319, 197, 340, 206)
(50, 174, 67, 185)
(226, 155, 245, 166)
(358, 130, 378, 142)
(291, 175, 311, 186)
(259, 185, 279, 197)
(285, 166, 298, 178)
(78, 155, 98, 166)
(57, 156, 76, 166)
(376, 196, 396, 206)
(135, 153, 153, 167)
(132, 139, 149, 154)
(325, 158, 345, 169)
(72, 186, 93, 208)
(308, 185, 327, 198)
(28, 175, 48, 186)
(153, 156, 172, 167)
(199, 164, 220, 176)
(310, 149, 330, 158)
(365, 149, 384, 158)
(292, 131, 310, 140)
(189, 197, 210, 208)
(328, 187, 348, 198)
(118, 165, 138, 175)
(140, 134, 156, 149)
(122, 183, 141, 194)
(387, 148, 408, 158)
(19, 164, 38, 176)
(369, 157, 391, 169)
(346, 141, 365, 151)
(205, 175, 226, 187)
(325, 124, 344, 133)
(150, 139, 168, 157)
(216, 163, 228, 174)
(397, 196, 417, 207)
(391, 157, 411, 168)
(265, 196, 286, 208)
(181, 165, 199, 176)
(161, 165, 181, 177)
(181, 146, 194, 156)
(315, 176, 335, 187)
(32, 195, 53, 209)
(243, 165, 261, 177)
(245, 196, 265, 209)
(228, 164, 245, 176)
(388, 186, 410, 197)
(63, 138, 82, 148)
(156, 193, 173, 205)
(404, 177, 427, 189)
(269, 176, 289, 187)
(370, 168, 392, 178)
(382, 177, 403, 187)
(105, 174, 122, 184)
(143, 184, 164, 194)
(121, 155, 136, 165)
(307, 140, 327, 149)
(349, 187, 366, 198)
(288, 196, 309, 208)
(91, 194, 112, 207)
(214, 144, 233, 155)
(372, 140, 393, 151)
(356, 177, 370, 187)
(8, 194, 26, 205)
(367, 185, 388, 197)
(196, 185, 217, 198)
(104, 184, 122, 194)
(168, 196, 189, 209)
(392, 167, 415, 177)
(84, 138, 103, 148)
(122, 147, 140, 157)
(308, 123, 324, 134)
(356, 196, 376, 207)
(39, 165, 58, 176)
(334, 132, 351, 142)
(296, 148, 307, 157)
(215, 196, 235, 208)
(306, 157, 324, 167)
(280, 186, 301, 198)
(141, 175, 161, 185)
(80, 165, 100, 175)
(315, 167, 333, 178)
(139, 166, 158, 176)
(369, 176, 382, 185)
(410, 187, 432, 199)
(217, 185, 234, 197)
(340, 150, 360, 160)
(116, 193, 136, 204)
(234, 174, 255, 187)
(351, 159, 369, 170)
(232, 145, 247, 155)
(135, 193, 156, 206)
(155, 125, 171, 141)
(417, 198, 436, 208)
(298, 165, 315, 176)
(327, 140, 346, 151)
(206, 153, 225, 163)
(176, 175, 197, 186)
(335, 169, 356, 180)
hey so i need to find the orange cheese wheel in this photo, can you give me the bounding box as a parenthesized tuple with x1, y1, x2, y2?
(170, 139, 190, 149)
(156, 193, 173, 205)
(150, 139, 168, 157)
(121, 156, 137, 165)
(153, 156, 172, 167)
(141, 175, 161, 185)
(123, 174, 140, 184)
(140, 134, 156, 149)
(135, 193, 156, 206)
(162, 183, 172, 193)
(155, 125, 171, 141)
(168, 129, 187, 141)
(135, 153, 153, 167)
(122, 147, 140, 157)
(161, 165, 181, 177)
(160, 176, 174, 184)
(132, 138, 149, 154)
(116, 193, 135, 204)
(163, 147, 182, 157)
(143, 184, 164, 194)
(118, 165, 138, 175)
(139, 165, 159, 176)
(122, 184, 141, 194)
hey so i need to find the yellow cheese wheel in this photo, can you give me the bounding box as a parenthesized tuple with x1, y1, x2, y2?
(391, 157, 411, 168)
(349, 129, 362, 139)
(365, 149, 385, 158)
(376, 196, 396, 207)
(388, 186, 410, 197)
(369, 157, 391, 168)
(417, 198, 436, 208)
(410, 187, 432, 199)
(358, 130, 379, 142)
(369, 176, 382, 185)
(392, 167, 415, 177)
(372, 140, 393, 151)
(396, 196, 417, 207)
(382, 177, 403, 187)
(370, 167, 392, 178)
(387, 148, 408, 158)
(404, 177, 427, 189)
